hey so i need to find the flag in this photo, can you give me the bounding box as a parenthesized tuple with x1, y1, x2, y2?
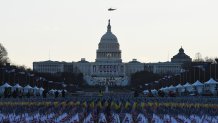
(132, 102, 138, 110)
(98, 113, 107, 123)
(82, 101, 87, 108)
(97, 101, 102, 109)
(89, 101, 94, 109)
(125, 102, 130, 109)
(141, 102, 145, 109)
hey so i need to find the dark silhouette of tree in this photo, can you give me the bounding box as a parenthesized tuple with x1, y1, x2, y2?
(0, 43, 8, 66)
(131, 70, 161, 88)
(193, 52, 204, 62)
(204, 57, 215, 63)
(215, 58, 218, 63)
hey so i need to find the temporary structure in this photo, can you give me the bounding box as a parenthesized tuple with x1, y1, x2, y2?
(162, 87, 170, 93)
(0, 82, 12, 94)
(33, 86, 39, 95)
(192, 80, 204, 94)
(1, 83, 12, 88)
(49, 89, 56, 95)
(176, 84, 185, 92)
(168, 85, 176, 92)
(39, 87, 44, 95)
(151, 89, 158, 95)
(183, 82, 193, 92)
(205, 78, 218, 95)
(143, 90, 149, 94)
(24, 85, 33, 93)
(12, 83, 23, 92)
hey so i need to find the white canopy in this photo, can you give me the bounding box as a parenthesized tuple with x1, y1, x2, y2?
(13, 83, 23, 89)
(143, 90, 149, 94)
(151, 89, 158, 92)
(168, 85, 177, 92)
(39, 87, 44, 91)
(183, 82, 192, 87)
(151, 89, 158, 95)
(1, 83, 12, 88)
(159, 87, 164, 91)
(176, 84, 184, 88)
(205, 78, 218, 85)
(50, 89, 55, 92)
(168, 85, 175, 89)
(33, 86, 39, 90)
(162, 87, 169, 90)
(192, 80, 204, 86)
(24, 85, 33, 89)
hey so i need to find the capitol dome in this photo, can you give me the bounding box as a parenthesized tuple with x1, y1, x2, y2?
(96, 19, 122, 63)
(100, 20, 118, 43)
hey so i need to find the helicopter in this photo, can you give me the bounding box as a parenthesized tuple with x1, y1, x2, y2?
(108, 8, 116, 11)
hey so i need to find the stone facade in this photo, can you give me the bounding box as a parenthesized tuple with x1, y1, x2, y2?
(33, 20, 192, 86)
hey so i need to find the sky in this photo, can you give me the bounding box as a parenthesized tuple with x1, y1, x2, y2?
(0, 0, 218, 68)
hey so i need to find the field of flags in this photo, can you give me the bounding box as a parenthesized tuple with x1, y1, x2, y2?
(0, 97, 218, 122)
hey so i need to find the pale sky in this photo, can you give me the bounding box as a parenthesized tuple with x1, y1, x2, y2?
(0, 0, 218, 68)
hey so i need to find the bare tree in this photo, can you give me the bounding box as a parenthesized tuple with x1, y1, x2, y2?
(0, 43, 8, 66)
(193, 52, 204, 62)
(215, 58, 218, 63)
(205, 56, 216, 63)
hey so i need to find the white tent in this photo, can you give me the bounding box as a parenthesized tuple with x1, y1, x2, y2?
(58, 90, 62, 93)
(192, 80, 204, 94)
(1, 83, 12, 88)
(162, 87, 169, 93)
(143, 90, 149, 94)
(13, 83, 22, 88)
(168, 85, 176, 92)
(183, 82, 193, 92)
(33, 86, 39, 90)
(39, 87, 44, 95)
(151, 89, 158, 95)
(39, 87, 44, 91)
(192, 80, 204, 86)
(176, 84, 185, 92)
(12, 83, 23, 91)
(0, 82, 12, 94)
(24, 85, 33, 93)
(49, 89, 55, 93)
(159, 87, 164, 91)
(33, 86, 39, 95)
(205, 78, 218, 95)
(205, 78, 218, 84)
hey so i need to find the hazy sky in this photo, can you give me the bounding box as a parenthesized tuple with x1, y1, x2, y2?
(0, 0, 218, 68)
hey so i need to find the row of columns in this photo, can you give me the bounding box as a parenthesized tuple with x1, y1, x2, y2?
(97, 52, 121, 58)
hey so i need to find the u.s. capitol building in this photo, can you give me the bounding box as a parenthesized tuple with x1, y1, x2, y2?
(33, 20, 191, 86)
